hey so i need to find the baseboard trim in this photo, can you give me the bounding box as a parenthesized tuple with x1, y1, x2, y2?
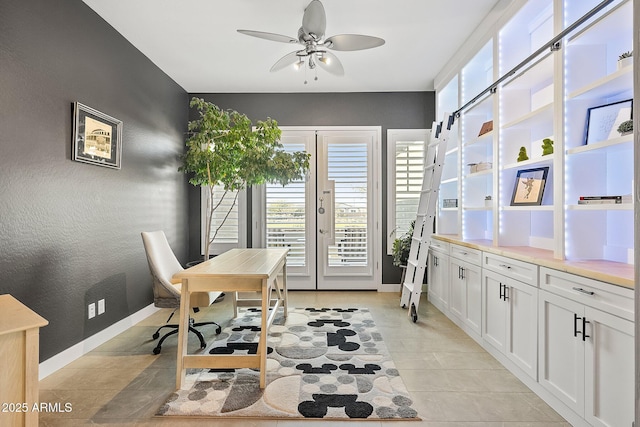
(378, 283, 402, 293)
(39, 303, 160, 380)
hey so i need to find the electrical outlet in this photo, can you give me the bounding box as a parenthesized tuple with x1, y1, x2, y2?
(98, 299, 105, 315)
(88, 303, 96, 319)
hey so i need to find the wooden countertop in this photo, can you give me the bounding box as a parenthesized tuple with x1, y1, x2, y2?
(432, 235, 635, 289)
(0, 294, 48, 335)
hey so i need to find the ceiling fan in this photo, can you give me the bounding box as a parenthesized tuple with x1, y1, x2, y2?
(237, 0, 385, 82)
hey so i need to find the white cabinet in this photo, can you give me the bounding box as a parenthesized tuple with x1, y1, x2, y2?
(427, 241, 449, 312)
(448, 245, 482, 337)
(482, 265, 538, 380)
(538, 268, 634, 427)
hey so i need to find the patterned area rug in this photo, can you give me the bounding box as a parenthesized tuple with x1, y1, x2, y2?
(157, 307, 420, 420)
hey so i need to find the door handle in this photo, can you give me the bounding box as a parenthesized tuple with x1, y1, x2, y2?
(503, 285, 509, 300)
(499, 283, 504, 300)
(460, 267, 465, 279)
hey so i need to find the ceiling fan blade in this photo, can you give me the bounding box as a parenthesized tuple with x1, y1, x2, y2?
(237, 29, 298, 44)
(317, 51, 344, 76)
(270, 51, 304, 72)
(324, 34, 385, 51)
(302, 0, 326, 39)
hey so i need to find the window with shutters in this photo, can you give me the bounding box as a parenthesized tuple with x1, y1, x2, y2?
(201, 185, 246, 255)
(387, 129, 429, 254)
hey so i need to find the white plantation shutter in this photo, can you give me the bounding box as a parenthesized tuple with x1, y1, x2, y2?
(265, 142, 307, 267)
(395, 141, 426, 234)
(202, 185, 246, 255)
(387, 130, 429, 253)
(208, 187, 239, 244)
(327, 142, 368, 266)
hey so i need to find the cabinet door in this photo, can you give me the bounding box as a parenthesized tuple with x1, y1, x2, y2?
(505, 277, 538, 380)
(449, 257, 465, 321)
(464, 262, 482, 336)
(584, 307, 634, 427)
(538, 290, 585, 416)
(482, 269, 506, 353)
(428, 253, 449, 310)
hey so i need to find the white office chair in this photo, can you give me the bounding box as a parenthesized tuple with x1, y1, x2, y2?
(141, 231, 222, 354)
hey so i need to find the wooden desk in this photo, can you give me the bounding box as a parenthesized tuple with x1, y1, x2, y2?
(172, 248, 288, 389)
(0, 295, 48, 427)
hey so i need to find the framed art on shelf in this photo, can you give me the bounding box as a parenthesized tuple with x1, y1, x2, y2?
(584, 99, 632, 145)
(72, 102, 122, 169)
(510, 167, 549, 206)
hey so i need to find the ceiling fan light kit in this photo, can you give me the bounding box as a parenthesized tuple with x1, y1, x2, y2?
(237, 0, 385, 83)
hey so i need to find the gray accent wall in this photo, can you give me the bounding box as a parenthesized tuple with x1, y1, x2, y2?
(188, 92, 436, 284)
(0, 0, 189, 361)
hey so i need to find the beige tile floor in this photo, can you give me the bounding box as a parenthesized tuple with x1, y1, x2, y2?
(38, 291, 570, 426)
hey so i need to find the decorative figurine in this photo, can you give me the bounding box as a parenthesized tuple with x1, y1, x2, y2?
(541, 138, 554, 155)
(517, 146, 529, 162)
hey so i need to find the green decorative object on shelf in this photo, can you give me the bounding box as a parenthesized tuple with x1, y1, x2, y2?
(541, 138, 554, 155)
(617, 120, 633, 135)
(517, 146, 529, 162)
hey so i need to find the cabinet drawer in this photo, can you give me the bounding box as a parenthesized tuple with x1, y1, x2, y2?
(450, 244, 482, 265)
(429, 239, 449, 254)
(483, 253, 537, 286)
(539, 267, 634, 321)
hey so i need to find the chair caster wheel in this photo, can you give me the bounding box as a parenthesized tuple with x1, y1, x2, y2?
(152, 332, 159, 340)
(153, 346, 161, 355)
(216, 326, 222, 334)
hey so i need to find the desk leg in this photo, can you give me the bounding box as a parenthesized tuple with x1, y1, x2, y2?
(282, 261, 288, 319)
(176, 280, 190, 389)
(259, 277, 268, 388)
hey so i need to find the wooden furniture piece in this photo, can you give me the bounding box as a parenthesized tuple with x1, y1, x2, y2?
(0, 294, 48, 427)
(172, 248, 288, 389)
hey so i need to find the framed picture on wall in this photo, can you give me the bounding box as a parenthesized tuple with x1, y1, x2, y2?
(72, 102, 122, 169)
(510, 167, 549, 206)
(584, 99, 632, 145)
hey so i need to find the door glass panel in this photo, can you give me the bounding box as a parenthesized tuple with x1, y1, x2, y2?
(265, 142, 307, 268)
(327, 142, 368, 267)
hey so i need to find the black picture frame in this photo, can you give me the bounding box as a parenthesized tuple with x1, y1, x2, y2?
(510, 167, 549, 206)
(584, 99, 633, 145)
(72, 102, 122, 169)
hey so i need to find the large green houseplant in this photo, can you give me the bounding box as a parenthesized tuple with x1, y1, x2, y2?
(180, 97, 310, 261)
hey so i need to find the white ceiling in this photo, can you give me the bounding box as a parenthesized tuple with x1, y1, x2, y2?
(82, 0, 504, 93)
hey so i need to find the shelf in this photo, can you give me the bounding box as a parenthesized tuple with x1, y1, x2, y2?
(464, 169, 493, 179)
(501, 51, 554, 90)
(568, 65, 633, 100)
(501, 205, 554, 212)
(502, 102, 553, 129)
(566, 134, 632, 155)
(464, 130, 494, 147)
(441, 177, 459, 185)
(441, 207, 459, 212)
(567, 203, 633, 211)
(502, 154, 554, 170)
(463, 206, 492, 211)
(445, 146, 459, 156)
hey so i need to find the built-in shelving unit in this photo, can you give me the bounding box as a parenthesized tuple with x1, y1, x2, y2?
(435, 0, 634, 267)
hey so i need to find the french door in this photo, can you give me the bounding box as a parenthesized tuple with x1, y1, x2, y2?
(258, 127, 381, 290)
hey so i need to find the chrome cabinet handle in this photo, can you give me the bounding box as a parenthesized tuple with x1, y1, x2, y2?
(572, 287, 595, 296)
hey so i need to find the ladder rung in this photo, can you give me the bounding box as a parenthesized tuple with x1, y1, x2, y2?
(421, 188, 433, 194)
(424, 164, 436, 172)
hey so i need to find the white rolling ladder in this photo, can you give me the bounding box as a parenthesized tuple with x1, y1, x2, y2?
(400, 114, 452, 322)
